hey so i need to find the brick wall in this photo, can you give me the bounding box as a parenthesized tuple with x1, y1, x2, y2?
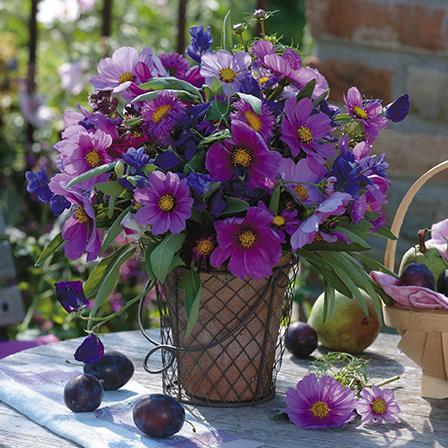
(307, 0, 448, 263)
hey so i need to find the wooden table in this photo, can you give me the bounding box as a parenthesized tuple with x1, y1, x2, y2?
(0, 330, 447, 447)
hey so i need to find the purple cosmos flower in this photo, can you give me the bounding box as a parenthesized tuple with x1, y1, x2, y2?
(183, 66, 205, 88)
(58, 60, 85, 95)
(285, 374, 357, 429)
(134, 171, 193, 235)
(289, 67, 329, 99)
(200, 50, 251, 95)
(281, 97, 333, 160)
(290, 192, 352, 250)
(25, 168, 53, 202)
(141, 91, 186, 146)
(231, 99, 274, 141)
(74, 334, 104, 364)
(344, 87, 388, 141)
(280, 157, 325, 206)
(210, 206, 282, 279)
(159, 52, 189, 79)
(251, 39, 276, 61)
(385, 93, 410, 123)
(205, 121, 281, 190)
(357, 385, 400, 425)
(54, 280, 89, 313)
(187, 25, 213, 63)
(257, 201, 299, 243)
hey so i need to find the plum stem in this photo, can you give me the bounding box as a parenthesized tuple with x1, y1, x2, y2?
(372, 375, 400, 388)
(185, 419, 197, 433)
(418, 229, 428, 253)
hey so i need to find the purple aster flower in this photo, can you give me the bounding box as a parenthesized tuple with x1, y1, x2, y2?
(49, 194, 70, 216)
(159, 52, 189, 79)
(54, 280, 88, 313)
(231, 99, 274, 141)
(187, 173, 212, 196)
(210, 206, 282, 279)
(141, 91, 186, 147)
(122, 147, 150, 172)
(344, 87, 388, 141)
(25, 168, 53, 202)
(74, 334, 104, 364)
(385, 93, 410, 123)
(183, 66, 205, 88)
(285, 374, 357, 429)
(281, 97, 333, 160)
(200, 50, 251, 95)
(187, 25, 213, 63)
(134, 171, 193, 235)
(257, 201, 299, 243)
(280, 157, 325, 206)
(358, 385, 400, 425)
(205, 121, 281, 190)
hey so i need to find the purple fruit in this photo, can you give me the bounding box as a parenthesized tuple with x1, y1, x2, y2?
(285, 322, 318, 358)
(84, 350, 134, 390)
(64, 374, 103, 413)
(133, 394, 185, 438)
(399, 263, 435, 290)
(437, 270, 448, 295)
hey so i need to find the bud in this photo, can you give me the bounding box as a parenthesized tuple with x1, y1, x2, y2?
(253, 9, 267, 19)
(114, 160, 125, 177)
(232, 22, 246, 35)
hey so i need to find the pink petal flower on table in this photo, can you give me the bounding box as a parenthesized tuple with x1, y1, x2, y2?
(74, 334, 104, 364)
(200, 50, 251, 95)
(285, 374, 357, 429)
(371, 271, 448, 309)
(230, 99, 274, 141)
(58, 61, 85, 95)
(280, 97, 333, 160)
(210, 206, 282, 280)
(358, 385, 400, 425)
(426, 218, 448, 261)
(134, 171, 193, 235)
(205, 121, 281, 190)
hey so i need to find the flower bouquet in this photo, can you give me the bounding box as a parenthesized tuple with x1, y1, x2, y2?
(29, 10, 408, 405)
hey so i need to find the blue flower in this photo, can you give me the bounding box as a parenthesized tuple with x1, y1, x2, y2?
(49, 194, 70, 216)
(188, 173, 212, 196)
(331, 150, 367, 197)
(155, 151, 181, 171)
(239, 73, 261, 97)
(25, 169, 53, 202)
(55, 281, 89, 313)
(187, 25, 213, 63)
(122, 147, 150, 172)
(74, 334, 104, 364)
(385, 94, 410, 123)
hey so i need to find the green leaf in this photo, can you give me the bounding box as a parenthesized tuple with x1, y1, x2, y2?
(198, 129, 231, 147)
(35, 233, 64, 267)
(222, 10, 232, 51)
(138, 77, 202, 100)
(269, 185, 281, 214)
(313, 89, 330, 106)
(304, 241, 369, 252)
(100, 206, 131, 256)
(95, 181, 125, 197)
(183, 150, 205, 175)
(323, 282, 336, 322)
(334, 226, 370, 250)
(206, 100, 229, 121)
(236, 93, 262, 114)
(222, 197, 249, 215)
(123, 117, 143, 127)
(66, 162, 116, 188)
(180, 268, 202, 337)
(150, 233, 186, 283)
(132, 89, 199, 103)
(372, 226, 398, 240)
(296, 79, 316, 101)
(354, 253, 397, 277)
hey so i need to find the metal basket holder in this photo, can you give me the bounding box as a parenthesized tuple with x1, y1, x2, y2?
(138, 259, 298, 407)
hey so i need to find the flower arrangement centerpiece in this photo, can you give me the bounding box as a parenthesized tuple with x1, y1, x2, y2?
(29, 10, 409, 405)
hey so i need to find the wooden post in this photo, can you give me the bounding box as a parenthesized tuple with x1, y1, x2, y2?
(176, 0, 187, 54)
(101, 0, 113, 55)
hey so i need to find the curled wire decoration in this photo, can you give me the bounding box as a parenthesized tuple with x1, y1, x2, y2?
(138, 258, 298, 407)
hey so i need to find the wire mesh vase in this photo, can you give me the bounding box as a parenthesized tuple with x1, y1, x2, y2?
(142, 257, 298, 407)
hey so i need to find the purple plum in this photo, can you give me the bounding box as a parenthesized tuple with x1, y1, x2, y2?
(285, 322, 318, 358)
(398, 263, 435, 290)
(64, 374, 103, 412)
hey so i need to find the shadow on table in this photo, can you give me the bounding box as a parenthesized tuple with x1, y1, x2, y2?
(426, 398, 448, 447)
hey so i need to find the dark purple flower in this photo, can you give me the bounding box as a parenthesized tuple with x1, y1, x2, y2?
(183, 66, 205, 88)
(331, 149, 367, 197)
(192, 235, 216, 267)
(154, 150, 181, 171)
(211, 206, 282, 279)
(134, 171, 193, 235)
(74, 334, 104, 364)
(49, 194, 70, 216)
(238, 73, 262, 97)
(210, 189, 227, 217)
(122, 147, 150, 171)
(187, 173, 212, 196)
(205, 121, 281, 190)
(231, 99, 274, 141)
(257, 201, 299, 243)
(385, 94, 410, 123)
(159, 52, 189, 79)
(25, 168, 53, 202)
(187, 25, 213, 63)
(55, 280, 88, 313)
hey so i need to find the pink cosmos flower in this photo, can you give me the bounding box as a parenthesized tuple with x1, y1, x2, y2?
(357, 385, 400, 425)
(426, 218, 448, 261)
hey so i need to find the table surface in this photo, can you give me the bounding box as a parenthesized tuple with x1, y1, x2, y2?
(0, 330, 447, 448)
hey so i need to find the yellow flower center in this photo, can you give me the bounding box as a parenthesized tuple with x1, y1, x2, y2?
(220, 67, 236, 83)
(152, 104, 172, 124)
(310, 401, 330, 419)
(294, 184, 309, 201)
(297, 125, 313, 144)
(119, 71, 134, 83)
(313, 233, 324, 243)
(195, 238, 214, 256)
(259, 76, 269, 85)
(232, 148, 252, 167)
(272, 215, 285, 227)
(85, 150, 101, 168)
(353, 105, 369, 120)
(158, 194, 175, 212)
(74, 207, 89, 224)
(371, 398, 387, 415)
(244, 111, 262, 132)
(238, 230, 256, 248)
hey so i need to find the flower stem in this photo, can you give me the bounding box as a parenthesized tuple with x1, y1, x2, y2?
(372, 375, 400, 388)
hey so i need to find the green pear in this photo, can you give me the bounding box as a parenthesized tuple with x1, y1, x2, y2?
(308, 291, 380, 354)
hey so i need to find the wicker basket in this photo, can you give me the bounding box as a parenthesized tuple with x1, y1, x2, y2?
(383, 160, 448, 399)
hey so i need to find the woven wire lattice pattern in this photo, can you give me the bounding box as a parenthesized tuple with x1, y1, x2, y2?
(155, 261, 298, 407)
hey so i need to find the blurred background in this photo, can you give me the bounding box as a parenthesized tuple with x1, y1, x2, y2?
(0, 0, 447, 348)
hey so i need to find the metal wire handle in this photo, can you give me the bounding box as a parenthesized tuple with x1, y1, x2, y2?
(138, 261, 294, 375)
